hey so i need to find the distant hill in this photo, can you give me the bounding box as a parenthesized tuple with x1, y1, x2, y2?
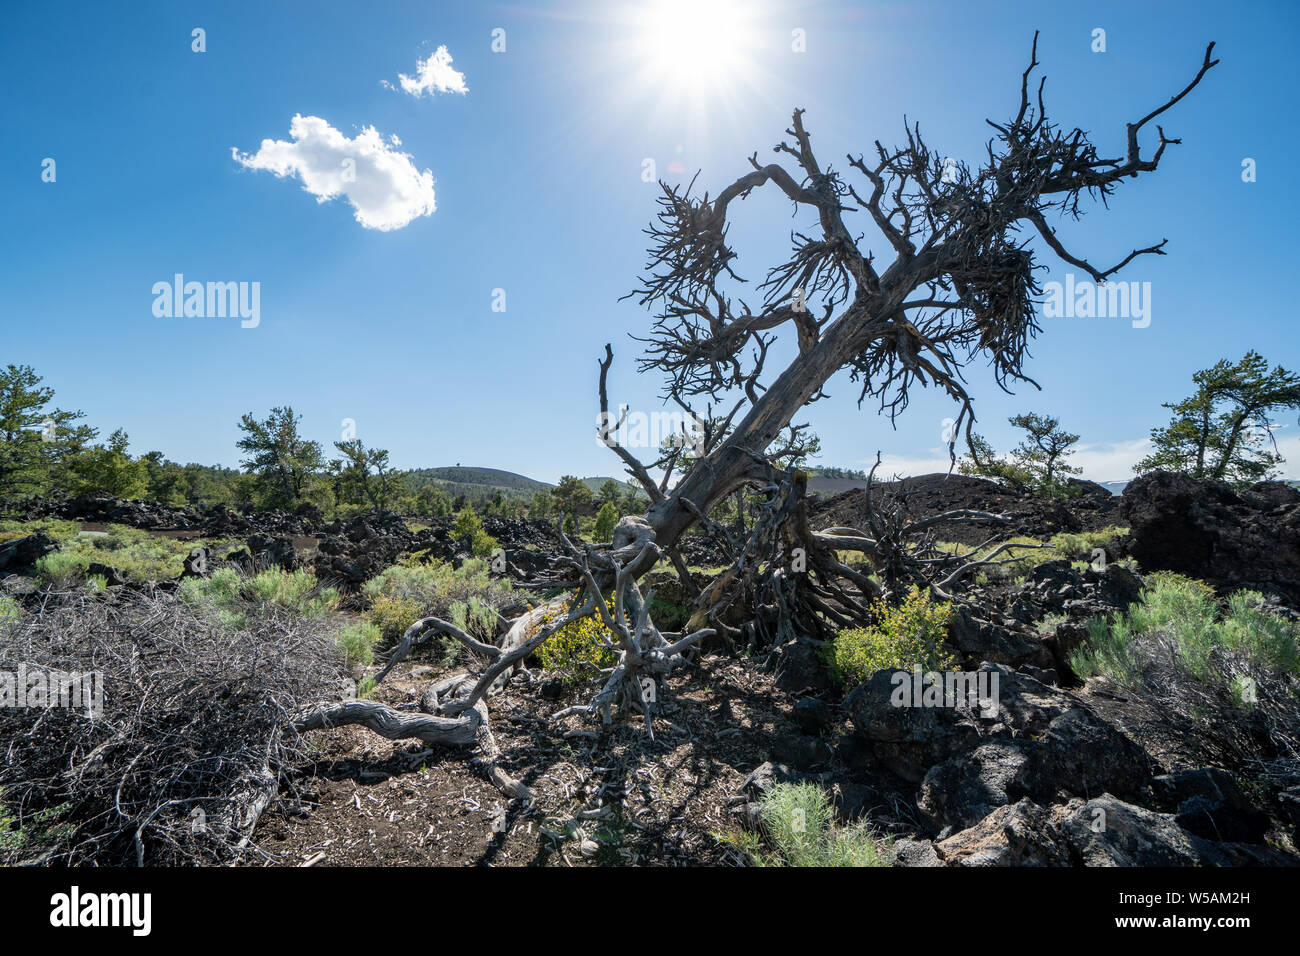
(401, 468, 637, 503)
(807, 475, 872, 496)
(806, 469, 1133, 497)
(404, 466, 551, 501)
(803, 466, 871, 497)
(581, 476, 635, 496)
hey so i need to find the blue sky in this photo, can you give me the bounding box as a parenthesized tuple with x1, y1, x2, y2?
(2, 0, 1297, 483)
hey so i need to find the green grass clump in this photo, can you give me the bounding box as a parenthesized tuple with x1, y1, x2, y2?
(34, 552, 91, 587)
(824, 587, 957, 688)
(336, 620, 382, 668)
(179, 567, 338, 620)
(720, 783, 890, 867)
(1070, 572, 1300, 688)
(0, 518, 81, 544)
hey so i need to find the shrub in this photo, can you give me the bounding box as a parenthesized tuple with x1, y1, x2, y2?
(363, 558, 514, 624)
(0, 595, 21, 623)
(34, 552, 90, 587)
(245, 569, 339, 618)
(336, 620, 381, 668)
(1222, 589, 1300, 676)
(824, 587, 957, 688)
(451, 506, 499, 558)
(368, 593, 421, 640)
(1070, 573, 1300, 687)
(746, 783, 890, 867)
(1126, 572, 1221, 679)
(178, 567, 243, 607)
(449, 595, 497, 639)
(1069, 614, 1143, 688)
(534, 599, 618, 681)
(180, 567, 338, 620)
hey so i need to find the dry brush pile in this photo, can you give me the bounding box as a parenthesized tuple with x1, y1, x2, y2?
(0, 587, 347, 865)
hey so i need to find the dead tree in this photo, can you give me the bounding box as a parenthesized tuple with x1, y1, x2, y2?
(613, 34, 1217, 637)
(300, 35, 1217, 795)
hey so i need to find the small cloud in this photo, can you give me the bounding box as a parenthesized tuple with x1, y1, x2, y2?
(231, 115, 436, 231)
(391, 45, 468, 97)
(1068, 438, 1153, 481)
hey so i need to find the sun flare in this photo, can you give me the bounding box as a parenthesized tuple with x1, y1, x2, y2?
(632, 0, 758, 97)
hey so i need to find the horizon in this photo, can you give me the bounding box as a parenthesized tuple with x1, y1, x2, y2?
(4, 0, 1298, 485)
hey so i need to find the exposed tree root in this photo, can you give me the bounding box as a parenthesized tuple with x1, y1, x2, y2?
(296, 518, 715, 797)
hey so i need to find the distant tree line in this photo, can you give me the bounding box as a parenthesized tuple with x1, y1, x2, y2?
(2, 351, 1295, 523)
(0, 366, 650, 531)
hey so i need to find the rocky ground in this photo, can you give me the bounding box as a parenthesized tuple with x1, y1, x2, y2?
(810, 473, 1124, 545)
(2, 470, 1299, 866)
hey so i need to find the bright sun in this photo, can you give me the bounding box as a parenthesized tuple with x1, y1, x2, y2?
(633, 0, 758, 97)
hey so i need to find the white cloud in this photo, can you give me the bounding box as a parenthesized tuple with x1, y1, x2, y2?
(231, 115, 436, 231)
(1266, 428, 1300, 479)
(1068, 438, 1154, 482)
(866, 452, 958, 480)
(389, 45, 468, 97)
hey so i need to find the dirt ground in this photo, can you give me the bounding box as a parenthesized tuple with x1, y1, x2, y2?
(247, 653, 891, 867)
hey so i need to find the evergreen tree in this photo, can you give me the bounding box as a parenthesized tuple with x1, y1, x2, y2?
(528, 489, 552, 519)
(235, 406, 324, 509)
(451, 505, 499, 558)
(0, 364, 96, 498)
(67, 429, 148, 498)
(551, 475, 593, 529)
(593, 500, 619, 541)
(1135, 351, 1300, 486)
(333, 439, 399, 513)
(597, 479, 622, 505)
(960, 413, 1080, 495)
